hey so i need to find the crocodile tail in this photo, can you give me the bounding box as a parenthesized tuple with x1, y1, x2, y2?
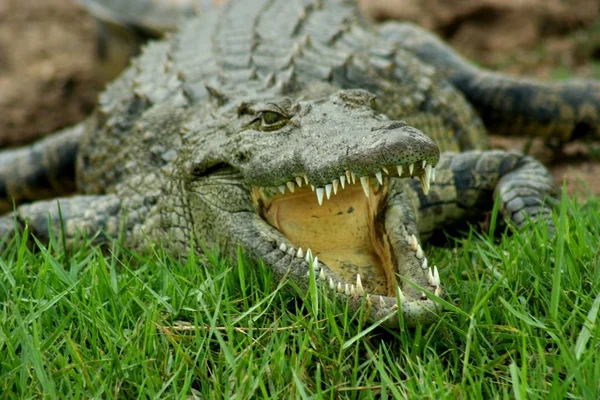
(380, 22, 600, 142)
(452, 72, 600, 141)
(0, 120, 86, 213)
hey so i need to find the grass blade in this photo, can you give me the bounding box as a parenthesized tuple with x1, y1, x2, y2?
(574, 292, 600, 360)
(550, 183, 568, 321)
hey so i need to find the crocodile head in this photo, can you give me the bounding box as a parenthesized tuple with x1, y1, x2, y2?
(182, 89, 442, 328)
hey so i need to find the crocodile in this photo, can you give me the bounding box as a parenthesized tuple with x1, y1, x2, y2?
(1, 0, 588, 328)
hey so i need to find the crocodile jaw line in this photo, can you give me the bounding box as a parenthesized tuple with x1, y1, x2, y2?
(250, 165, 442, 325)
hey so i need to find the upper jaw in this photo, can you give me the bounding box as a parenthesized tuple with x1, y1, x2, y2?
(242, 120, 440, 199)
(253, 157, 437, 206)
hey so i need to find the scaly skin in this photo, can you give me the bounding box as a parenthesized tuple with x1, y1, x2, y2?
(0, 0, 565, 328)
(0, 121, 85, 212)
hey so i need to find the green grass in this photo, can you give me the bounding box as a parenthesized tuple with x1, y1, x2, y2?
(1, 195, 600, 399)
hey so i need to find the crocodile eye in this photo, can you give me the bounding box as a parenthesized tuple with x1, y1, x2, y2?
(241, 102, 292, 132)
(257, 110, 288, 131)
(261, 111, 285, 126)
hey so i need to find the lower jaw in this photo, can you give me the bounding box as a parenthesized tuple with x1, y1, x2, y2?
(263, 233, 442, 329)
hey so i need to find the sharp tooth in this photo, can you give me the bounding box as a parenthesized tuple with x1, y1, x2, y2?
(421, 292, 427, 300)
(278, 185, 286, 194)
(350, 285, 356, 296)
(397, 287, 405, 302)
(287, 247, 295, 256)
(356, 274, 363, 294)
(382, 167, 389, 175)
(420, 164, 433, 195)
(313, 256, 319, 271)
(409, 234, 418, 251)
(421, 257, 428, 270)
(316, 187, 324, 205)
(310, 185, 315, 191)
(295, 176, 303, 187)
(427, 268, 435, 285)
(329, 278, 335, 290)
(420, 175, 430, 195)
(416, 244, 424, 260)
(351, 172, 357, 184)
(359, 176, 370, 197)
(304, 175, 309, 184)
(332, 179, 339, 194)
(344, 284, 351, 296)
(279, 243, 287, 252)
(345, 170, 352, 182)
(339, 175, 346, 189)
(296, 247, 304, 258)
(431, 167, 436, 182)
(337, 282, 343, 293)
(408, 163, 414, 175)
(305, 248, 312, 263)
(318, 268, 326, 280)
(422, 160, 427, 169)
(325, 183, 332, 199)
(397, 165, 403, 177)
(432, 266, 440, 286)
(286, 181, 296, 193)
(375, 171, 383, 185)
(435, 285, 442, 296)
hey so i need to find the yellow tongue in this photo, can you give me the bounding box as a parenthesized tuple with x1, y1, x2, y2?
(253, 183, 395, 295)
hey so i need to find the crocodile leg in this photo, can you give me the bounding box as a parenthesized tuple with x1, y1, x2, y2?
(0, 120, 87, 214)
(410, 150, 558, 239)
(0, 194, 122, 249)
(379, 22, 600, 141)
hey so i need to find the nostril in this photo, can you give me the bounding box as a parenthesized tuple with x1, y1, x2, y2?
(235, 151, 249, 163)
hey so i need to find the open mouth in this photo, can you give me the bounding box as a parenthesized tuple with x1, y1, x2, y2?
(250, 159, 442, 314)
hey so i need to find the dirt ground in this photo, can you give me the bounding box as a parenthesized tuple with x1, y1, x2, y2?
(0, 0, 99, 147)
(1, 0, 599, 195)
(360, 0, 599, 78)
